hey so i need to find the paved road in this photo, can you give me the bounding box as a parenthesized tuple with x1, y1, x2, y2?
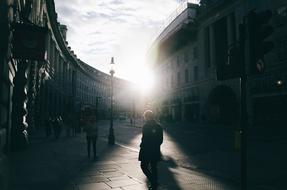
(9, 121, 240, 190)
(99, 120, 240, 189)
(103, 120, 287, 190)
(12, 120, 286, 190)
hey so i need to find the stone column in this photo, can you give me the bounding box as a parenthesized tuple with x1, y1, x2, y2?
(26, 61, 39, 133)
(11, 60, 29, 149)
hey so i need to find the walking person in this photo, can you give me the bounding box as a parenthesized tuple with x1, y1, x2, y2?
(65, 113, 73, 137)
(83, 108, 98, 161)
(44, 116, 52, 138)
(139, 110, 163, 190)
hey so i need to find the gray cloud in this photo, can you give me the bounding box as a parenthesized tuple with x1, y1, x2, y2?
(85, 11, 111, 19)
(54, 0, 181, 77)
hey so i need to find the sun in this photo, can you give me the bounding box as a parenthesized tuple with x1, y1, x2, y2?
(113, 29, 156, 96)
(120, 64, 155, 96)
(134, 67, 155, 95)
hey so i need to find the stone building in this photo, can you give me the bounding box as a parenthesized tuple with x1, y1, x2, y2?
(148, 0, 287, 126)
(0, 1, 134, 188)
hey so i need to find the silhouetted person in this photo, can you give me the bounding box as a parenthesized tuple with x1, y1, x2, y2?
(57, 116, 63, 137)
(139, 110, 163, 190)
(65, 114, 74, 137)
(83, 109, 98, 160)
(52, 116, 62, 139)
(45, 117, 52, 138)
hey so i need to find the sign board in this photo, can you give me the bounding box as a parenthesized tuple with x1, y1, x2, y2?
(12, 23, 47, 61)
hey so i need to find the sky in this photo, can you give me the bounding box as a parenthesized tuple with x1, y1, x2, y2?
(54, 0, 199, 88)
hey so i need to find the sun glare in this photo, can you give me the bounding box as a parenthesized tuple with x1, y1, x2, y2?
(115, 32, 156, 96)
(134, 68, 155, 95)
(122, 64, 155, 96)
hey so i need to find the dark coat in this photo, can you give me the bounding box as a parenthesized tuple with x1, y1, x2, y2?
(138, 120, 163, 162)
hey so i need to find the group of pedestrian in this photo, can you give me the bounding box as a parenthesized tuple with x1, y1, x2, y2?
(65, 113, 77, 137)
(44, 115, 64, 139)
(81, 109, 163, 190)
(139, 110, 163, 190)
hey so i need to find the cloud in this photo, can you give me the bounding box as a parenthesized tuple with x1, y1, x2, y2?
(54, 0, 180, 80)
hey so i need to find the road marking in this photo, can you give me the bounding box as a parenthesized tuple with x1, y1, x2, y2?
(116, 142, 139, 152)
(99, 137, 139, 152)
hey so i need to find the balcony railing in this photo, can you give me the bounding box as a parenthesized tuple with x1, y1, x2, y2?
(151, 0, 199, 45)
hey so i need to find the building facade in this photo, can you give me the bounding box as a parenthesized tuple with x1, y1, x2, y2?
(0, 1, 134, 188)
(148, 0, 287, 126)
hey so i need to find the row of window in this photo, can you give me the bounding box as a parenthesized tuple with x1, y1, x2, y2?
(173, 66, 199, 86)
(175, 46, 198, 66)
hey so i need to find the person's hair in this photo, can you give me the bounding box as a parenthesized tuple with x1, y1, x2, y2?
(143, 110, 154, 121)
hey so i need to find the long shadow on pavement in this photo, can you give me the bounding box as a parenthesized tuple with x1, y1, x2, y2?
(160, 123, 240, 189)
(67, 138, 182, 189)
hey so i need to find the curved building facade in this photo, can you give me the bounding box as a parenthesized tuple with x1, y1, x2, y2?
(0, 1, 133, 187)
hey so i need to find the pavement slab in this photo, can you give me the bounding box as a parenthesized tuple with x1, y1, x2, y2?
(78, 182, 111, 190)
(121, 183, 148, 190)
(105, 178, 140, 188)
(101, 171, 125, 178)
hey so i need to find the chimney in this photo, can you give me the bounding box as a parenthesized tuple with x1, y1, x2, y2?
(59, 24, 68, 40)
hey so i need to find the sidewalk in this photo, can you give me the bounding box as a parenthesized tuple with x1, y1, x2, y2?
(160, 121, 287, 189)
(161, 122, 240, 183)
(8, 125, 238, 190)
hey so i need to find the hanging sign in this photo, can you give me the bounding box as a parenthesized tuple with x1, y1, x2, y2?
(12, 23, 47, 60)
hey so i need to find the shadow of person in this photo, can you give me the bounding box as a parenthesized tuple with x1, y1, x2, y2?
(161, 155, 177, 168)
(156, 156, 182, 190)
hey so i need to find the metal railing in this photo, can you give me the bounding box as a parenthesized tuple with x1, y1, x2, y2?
(149, 0, 199, 47)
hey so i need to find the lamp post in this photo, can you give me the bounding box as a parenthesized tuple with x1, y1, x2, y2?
(108, 57, 115, 145)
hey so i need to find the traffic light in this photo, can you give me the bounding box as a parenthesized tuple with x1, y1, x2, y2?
(248, 10, 274, 74)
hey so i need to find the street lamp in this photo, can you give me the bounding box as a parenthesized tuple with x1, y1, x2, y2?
(108, 57, 115, 145)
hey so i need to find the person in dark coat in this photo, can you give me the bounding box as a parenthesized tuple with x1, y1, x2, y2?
(139, 110, 163, 190)
(83, 108, 98, 161)
(45, 117, 52, 138)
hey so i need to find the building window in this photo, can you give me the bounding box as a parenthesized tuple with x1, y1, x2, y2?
(230, 13, 236, 44)
(194, 47, 198, 59)
(177, 72, 181, 85)
(185, 69, 189, 83)
(177, 55, 181, 66)
(204, 27, 211, 68)
(184, 51, 189, 63)
(214, 16, 228, 71)
(194, 66, 198, 81)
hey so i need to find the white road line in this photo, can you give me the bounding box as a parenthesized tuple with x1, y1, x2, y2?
(116, 142, 139, 152)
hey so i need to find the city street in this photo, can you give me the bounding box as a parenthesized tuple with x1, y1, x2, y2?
(1, 1, 287, 190)
(9, 120, 240, 190)
(103, 120, 240, 182)
(99, 119, 287, 189)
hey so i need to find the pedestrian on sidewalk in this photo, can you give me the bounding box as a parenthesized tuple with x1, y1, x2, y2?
(45, 116, 52, 138)
(83, 108, 98, 160)
(65, 113, 74, 137)
(53, 115, 62, 139)
(139, 110, 163, 190)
